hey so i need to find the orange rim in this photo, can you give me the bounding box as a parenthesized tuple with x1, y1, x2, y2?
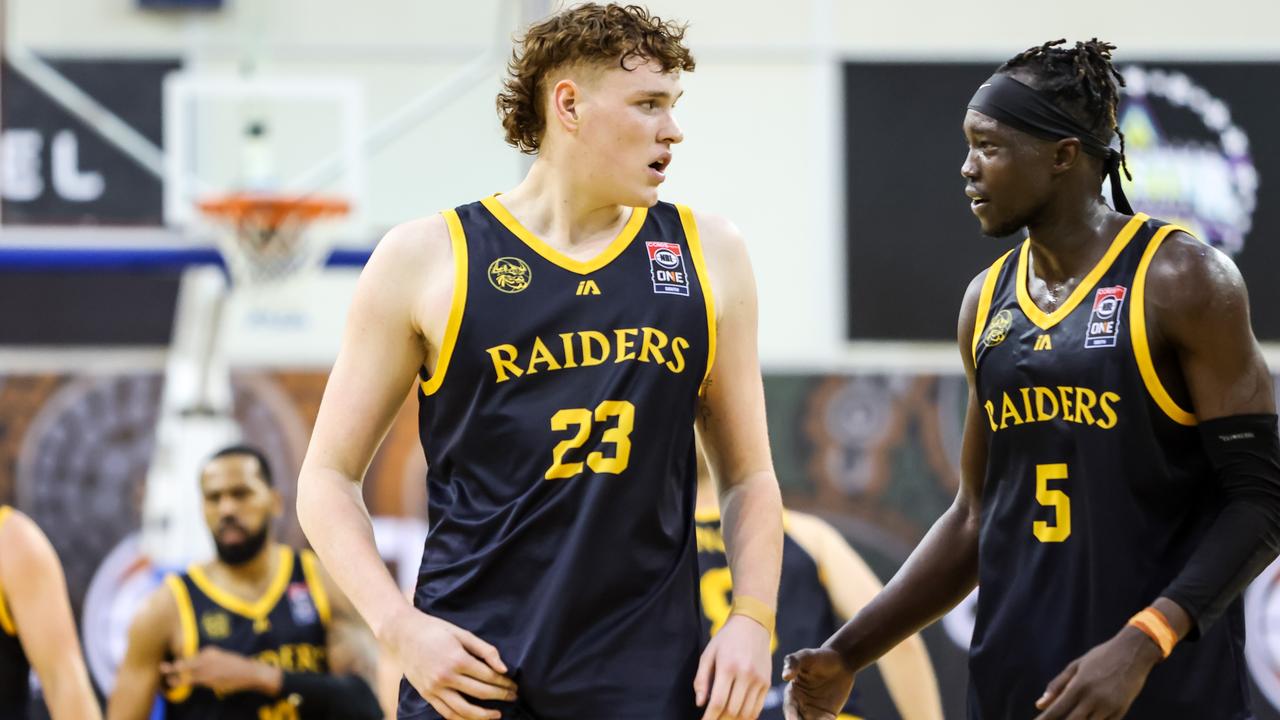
(197, 193, 350, 230)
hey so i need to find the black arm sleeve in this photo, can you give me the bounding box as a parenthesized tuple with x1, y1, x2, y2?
(281, 672, 382, 720)
(1161, 413, 1280, 638)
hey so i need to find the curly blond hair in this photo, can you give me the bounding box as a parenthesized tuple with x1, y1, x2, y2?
(497, 3, 695, 154)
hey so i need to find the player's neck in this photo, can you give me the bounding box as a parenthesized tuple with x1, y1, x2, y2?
(1024, 196, 1123, 284)
(499, 157, 632, 250)
(210, 541, 280, 589)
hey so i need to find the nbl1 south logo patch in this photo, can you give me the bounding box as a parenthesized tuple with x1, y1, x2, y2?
(645, 241, 690, 296)
(1084, 286, 1127, 348)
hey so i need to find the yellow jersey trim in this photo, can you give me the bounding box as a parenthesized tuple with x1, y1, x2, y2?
(480, 195, 648, 276)
(1132, 224, 1198, 426)
(0, 506, 15, 636)
(299, 550, 332, 627)
(420, 209, 469, 397)
(677, 204, 717, 395)
(1016, 213, 1148, 330)
(163, 574, 198, 703)
(187, 546, 295, 621)
(971, 248, 1016, 365)
(694, 508, 720, 523)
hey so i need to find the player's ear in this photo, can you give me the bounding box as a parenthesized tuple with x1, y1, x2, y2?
(270, 488, 284, 518)
(1051, 137, 1082, 174)
(550, 78, 582, 134)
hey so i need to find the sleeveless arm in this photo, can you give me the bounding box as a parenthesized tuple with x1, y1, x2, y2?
(821, 268, 990, 672)
(691, 210, 783, 618)
(297, 215, 449, 638)
(107, 583, 180, 720)
(786, 512, 944, 720)
(0, 510, 101, 720)
(1144, 233, 1279, 637)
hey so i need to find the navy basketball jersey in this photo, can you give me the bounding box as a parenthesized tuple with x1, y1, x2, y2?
(404, 197, 715, 720)
(0, 506, 31, 720)
(696, 510, 865, 720)
(968, 213, 1251, 719)
(164, 546, 331, 720)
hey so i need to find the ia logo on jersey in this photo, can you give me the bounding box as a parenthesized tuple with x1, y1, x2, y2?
(645, 241, 689, 296)
(983, 309, 1013, 348)
(488, 257, 532, 294)
(1084, 286, 1127, 349)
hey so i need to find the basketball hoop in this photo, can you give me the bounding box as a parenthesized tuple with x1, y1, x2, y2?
(198, 193, 350, 285)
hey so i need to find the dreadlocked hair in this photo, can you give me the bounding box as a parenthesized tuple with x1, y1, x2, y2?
(998, 38, 1131, 180)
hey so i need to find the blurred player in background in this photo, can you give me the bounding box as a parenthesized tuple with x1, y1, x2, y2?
(297, 3, 784, 719)
(109, 445, 381, 720)
(784, 39, 1280, 720)
(0, 505, 101, 720)
(693, 447, 943, 720)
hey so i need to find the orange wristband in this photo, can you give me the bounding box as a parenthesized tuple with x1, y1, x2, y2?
(730, 595, 776, 635)
(1127, 607, 1177, 659)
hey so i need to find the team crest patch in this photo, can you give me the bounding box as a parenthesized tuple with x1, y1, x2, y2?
(983, 309, 1013, 348)
(200, 610, 231, 639)
(488, 257, 531, 293)
(287, 583, 317, 625)
(645, 241, 690, 296)
(1084, 286, 1127, 349)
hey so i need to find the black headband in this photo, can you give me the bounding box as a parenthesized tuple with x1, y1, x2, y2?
(968, 74, 1132, 214)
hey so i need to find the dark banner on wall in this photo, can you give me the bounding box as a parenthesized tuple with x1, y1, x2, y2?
(845, 61, 1280, 341)
(1, 58, 178, 225)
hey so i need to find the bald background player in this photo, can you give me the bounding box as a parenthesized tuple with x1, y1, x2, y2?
(0, 504, 101, 719)
(109, 445, 381, 720)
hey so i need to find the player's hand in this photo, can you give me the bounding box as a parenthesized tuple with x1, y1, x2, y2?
(694, 614, 772, 720)
(781, 647, 855, 720)
(1033, 626, 1163, 720)
(378, 605, 517, 720)
(161, 646, 281, 696)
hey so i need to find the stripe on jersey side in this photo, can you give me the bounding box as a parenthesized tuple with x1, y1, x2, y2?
(1131, 224, 1198, 426)
(677, 204, 717, 395)
(421, 209, 470, 396)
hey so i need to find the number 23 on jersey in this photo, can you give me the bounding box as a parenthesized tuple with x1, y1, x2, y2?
(545, 400, 635, 480)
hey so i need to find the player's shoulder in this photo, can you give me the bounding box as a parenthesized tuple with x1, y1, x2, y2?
(675, 205, 745, 255)
(372, 214, 453, 267)
(0, 508, 59, 578)
(359, 213, 457, 307)
(1144, 227, 1244, 306)
(958, 247, 1016, 347)
(132, 573, 182, 630)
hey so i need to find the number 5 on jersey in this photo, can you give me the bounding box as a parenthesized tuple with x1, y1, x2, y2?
(1034, 463, 1071, 542)
(546, 400, 635, 479)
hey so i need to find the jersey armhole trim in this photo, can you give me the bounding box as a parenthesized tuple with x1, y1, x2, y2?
(677, 204, 717, 395)
(299, 550, 332, 627)
(1132, 224, 1198, 426)
(163, 574, 198, 703)
(0, 507, 14, 636)
(971, 249, 1015, 366)
(420, 209, 469, 397)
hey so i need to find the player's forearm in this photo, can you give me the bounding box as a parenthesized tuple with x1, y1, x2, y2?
(878, 633, 944, 720)
(719, 469, 783, 610)
(826, 502, 978, 672)
(42, 667, 103, 720)
(296, 465, 413, 640)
